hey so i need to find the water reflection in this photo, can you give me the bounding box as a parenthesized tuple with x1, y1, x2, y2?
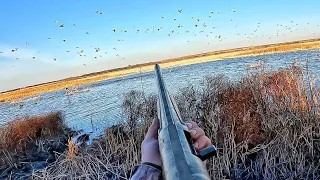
(1, 50, 319, 135)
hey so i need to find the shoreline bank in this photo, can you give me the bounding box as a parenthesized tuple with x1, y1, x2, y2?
(1, 38, 320, 102)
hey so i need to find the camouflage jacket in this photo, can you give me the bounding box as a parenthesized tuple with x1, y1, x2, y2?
(130, 162, 162, 180)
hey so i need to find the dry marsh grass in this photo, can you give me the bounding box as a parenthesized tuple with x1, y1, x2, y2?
(30, 63, 320, 179)
(0, 112, 66, 150)
(236, 41, 320, 56)
(1, 39, 320, 103)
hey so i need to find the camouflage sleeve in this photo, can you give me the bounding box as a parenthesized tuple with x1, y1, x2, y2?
(130, 162, 162, 180)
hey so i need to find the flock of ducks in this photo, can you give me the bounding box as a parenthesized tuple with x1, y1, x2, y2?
(1, 8, 319, 67)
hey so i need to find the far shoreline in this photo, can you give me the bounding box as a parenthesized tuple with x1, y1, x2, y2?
(1, 38, 320, 102)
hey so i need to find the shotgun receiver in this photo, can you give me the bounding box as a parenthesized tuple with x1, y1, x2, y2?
(155, 64, 217, 180)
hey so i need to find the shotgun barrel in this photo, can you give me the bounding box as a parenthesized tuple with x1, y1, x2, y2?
(154, 64, 217, 180)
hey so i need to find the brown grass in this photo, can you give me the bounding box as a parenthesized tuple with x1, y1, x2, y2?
(67, 138, 78, 158)
(1, 39, 320, 103)
(236, 41, 320, 56)
(219, 85, 262, 145)
(0, 112, 66, 150)
(29, 62, 320, 179)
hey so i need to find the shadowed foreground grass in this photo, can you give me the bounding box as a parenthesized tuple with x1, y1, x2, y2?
(1, 64, 318, 179)
(27, 63, 320, 179)
(0, 112, 66, 150)
(0, 112, 74, 179)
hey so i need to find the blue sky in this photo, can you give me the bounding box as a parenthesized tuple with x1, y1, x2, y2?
(0, 0, 319, 92)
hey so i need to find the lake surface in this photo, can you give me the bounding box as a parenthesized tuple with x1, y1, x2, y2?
(1, 49, 320, 137)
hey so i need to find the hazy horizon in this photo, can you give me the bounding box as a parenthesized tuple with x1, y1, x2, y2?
(1, 0, 319, 92)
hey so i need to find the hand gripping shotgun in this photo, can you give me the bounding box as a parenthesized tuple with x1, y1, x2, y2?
(154, 64, 217, 180)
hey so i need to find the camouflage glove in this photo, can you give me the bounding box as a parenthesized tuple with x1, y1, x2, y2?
(130, 162, 162, 180)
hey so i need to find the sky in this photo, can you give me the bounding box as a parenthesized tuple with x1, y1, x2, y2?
(0, 0, 319, 92)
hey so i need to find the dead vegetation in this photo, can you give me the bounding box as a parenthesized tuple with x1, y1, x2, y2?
(33, 95, 156, 179)
(0, 112, 74, 179)
(0, 63, 317, 179)
(24, 63, 319, 179)
(0, 112, 66, 150)
(236, 41, 320, 56)
(1, 39, 319, 103)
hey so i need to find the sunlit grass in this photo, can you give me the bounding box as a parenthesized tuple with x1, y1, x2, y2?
(28, 64, 320, 179)
(0, 112, 65, 150)
(1, 39, 319, 103)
